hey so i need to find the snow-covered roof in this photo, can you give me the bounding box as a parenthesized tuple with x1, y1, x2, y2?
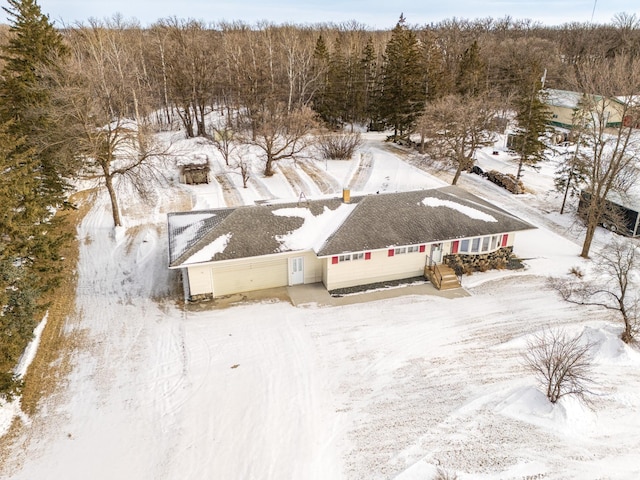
(545, 88, 630, 109)
(544, 89, 587, 109)
(167, 186, 535, 267)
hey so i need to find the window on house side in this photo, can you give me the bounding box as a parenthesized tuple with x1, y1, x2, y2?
(395, 247, 407, 255)
(407, 246, 419, 253)
(460, 239, 470, 252)
(482, 236, 490, 252)
(339, 254, 351, 262)
(352, 252, 364, 260)
(471, 238, 481, 253)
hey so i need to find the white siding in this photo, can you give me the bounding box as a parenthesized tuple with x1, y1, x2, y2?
(324, 249, 427, 291)
(187, 265, 213, 296)
(186, 250, 323, 298)
(212, 257, 287, 296)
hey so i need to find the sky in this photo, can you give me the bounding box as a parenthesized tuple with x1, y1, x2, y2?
(5, 0, 638, 28)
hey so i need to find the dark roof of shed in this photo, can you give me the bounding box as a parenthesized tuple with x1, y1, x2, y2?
(167, 186, 535, 267)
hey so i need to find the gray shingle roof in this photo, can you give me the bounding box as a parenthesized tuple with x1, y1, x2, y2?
(316, 186, 534, 256)
(167, 186, 535, 267)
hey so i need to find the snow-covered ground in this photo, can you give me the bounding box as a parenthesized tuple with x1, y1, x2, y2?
(2, 131, 640, 480)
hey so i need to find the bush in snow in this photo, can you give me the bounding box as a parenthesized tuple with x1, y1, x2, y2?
(433, 466, 458, 480)
(317, 132, 362, 160)
(523, 328, 594, 404)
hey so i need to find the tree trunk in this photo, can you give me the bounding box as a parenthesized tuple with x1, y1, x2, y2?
(560, 167, 573, 215)
(580, 222, 596, 258)
(104, 174, 122, 227)
(264, 155, 275, 176)
(516, 157, 524, 180)
(452, 162, 464, 185)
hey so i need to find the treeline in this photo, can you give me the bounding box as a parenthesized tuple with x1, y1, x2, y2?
(1, 0, 640, 398)
(44, 12, 640, 136)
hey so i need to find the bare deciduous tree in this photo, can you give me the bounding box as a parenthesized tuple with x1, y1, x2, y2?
(551, 240, 640, 343)
(570, 55, 640, 258)
(232, 157, 251, 188)
(417, 94, 496, 185)
(523, 328, 594, 404)
(208, 123, 236, 166)
(242, 102, 317, 176)
(53, 19, 172, 227)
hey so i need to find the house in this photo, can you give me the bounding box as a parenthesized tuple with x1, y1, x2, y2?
(544, 88, 625, 129)
(578, 190, 640, 237)
(167, 186, 535, 301)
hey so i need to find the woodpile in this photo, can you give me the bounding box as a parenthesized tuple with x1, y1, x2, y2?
(444, 247, 519, 275)
(485, 170, 524, 194)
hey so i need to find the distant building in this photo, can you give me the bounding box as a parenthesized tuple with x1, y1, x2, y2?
(544, 88, 626, 129)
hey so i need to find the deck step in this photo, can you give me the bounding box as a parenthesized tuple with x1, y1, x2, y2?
(425, 265, 462, 290)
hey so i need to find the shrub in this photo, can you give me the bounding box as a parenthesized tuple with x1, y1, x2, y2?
(317, 132, 362, 159)
(569, 265, 584, 278)
(523, 328, 594, 404)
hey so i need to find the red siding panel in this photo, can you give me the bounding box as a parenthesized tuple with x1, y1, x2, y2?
(331, 256, 338, 264)
(452, 240, 459, 254)
(501, 234, 509, 247)
(365, 252, 371, 260)
(388, 249, 395, 257)
(419, 245, 426, 253)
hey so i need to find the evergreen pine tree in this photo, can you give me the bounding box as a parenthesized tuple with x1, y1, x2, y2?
(359, 37, 378, 127)
(0, 122, 42, 399)
(0, 0, 70, 278)
(456, 40, 486, 97)
(312, 35, 331, 123)
(0, 0, 70, 397)
(325, 37, 350, 127)
(513, 76, 552, 179)
(377, 14, 426, 139)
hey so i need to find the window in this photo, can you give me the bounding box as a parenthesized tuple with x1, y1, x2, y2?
(334, 252, 368, 263)
(395, 247, 407, 255)
(455, 235, 505, 255)
(407, 245, 420, 253)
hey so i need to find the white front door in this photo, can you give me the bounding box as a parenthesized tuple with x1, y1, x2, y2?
(430, 243, 443, 264)
(289, 256, 304, 285)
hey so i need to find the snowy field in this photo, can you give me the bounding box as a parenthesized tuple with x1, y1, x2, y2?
(2, 132, 640, 479)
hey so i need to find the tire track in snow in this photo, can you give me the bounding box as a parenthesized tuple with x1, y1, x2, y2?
(347, 152, 374, 192)
(298, 161, 341, 194)
(213, 173, 244, 207)
(248, 176, 277, 201)
(279, 164, 319, 197)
